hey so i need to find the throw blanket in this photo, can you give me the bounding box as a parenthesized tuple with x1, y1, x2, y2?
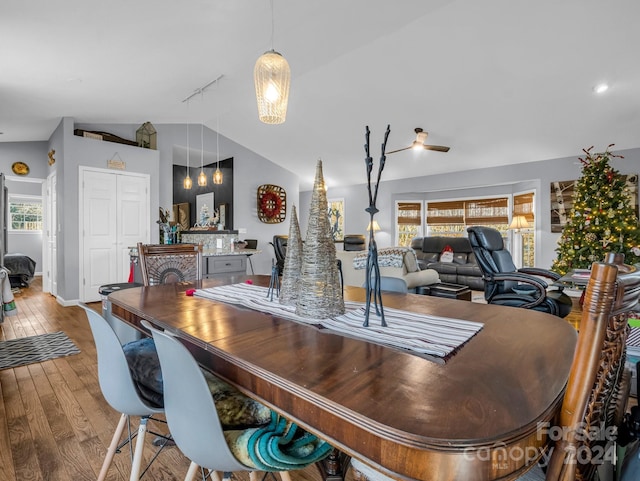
(4, 254, 36, 288)
(195, 283, 483, 361)
(352, 247, 414, 270)
(225, 411, 333, 471)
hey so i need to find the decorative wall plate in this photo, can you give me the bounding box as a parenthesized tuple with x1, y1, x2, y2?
(12, 161, 29, 175)
(257, 184, 287, 223)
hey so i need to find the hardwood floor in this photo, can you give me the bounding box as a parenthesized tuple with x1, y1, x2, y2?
(0, 278, 332, 481)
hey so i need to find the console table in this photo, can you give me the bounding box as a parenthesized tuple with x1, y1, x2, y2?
(108, 276, 577, 481)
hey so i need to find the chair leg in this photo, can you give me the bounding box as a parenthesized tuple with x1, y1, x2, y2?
(183, 461, 200, 481)
(279, 471, 292, 481)
(249, 472, 260, 481)
(98, 413, 128, 481)
(129, 417, 149, 481)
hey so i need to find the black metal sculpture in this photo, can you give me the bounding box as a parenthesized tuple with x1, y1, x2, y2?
(267, 259, 280, 301)
(363, 125, 391, 327)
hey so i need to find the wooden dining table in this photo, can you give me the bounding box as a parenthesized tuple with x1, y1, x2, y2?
(108, 275, 578, 481)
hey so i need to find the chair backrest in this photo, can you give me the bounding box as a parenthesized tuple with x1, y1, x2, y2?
(344, 234, 366, 251)
(364, 276, 408, 294)
(545, 261, 640, 481)
(137, 243, 203, 286)
(79, 304, 161, 416)
(140, 320, 247, 472)
(467, 226, 518, 293)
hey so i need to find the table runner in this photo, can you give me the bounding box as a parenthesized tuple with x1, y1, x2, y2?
(194, 283, 483, 361)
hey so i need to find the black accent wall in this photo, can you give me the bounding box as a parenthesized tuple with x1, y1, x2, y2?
(172, 157, 234, 229)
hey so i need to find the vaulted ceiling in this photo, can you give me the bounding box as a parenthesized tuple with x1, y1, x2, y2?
(2, 0, 639, 190)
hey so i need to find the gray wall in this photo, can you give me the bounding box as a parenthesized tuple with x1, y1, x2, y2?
(304, 147, 640, 270)
(0, 141, 48, 273)
(24, 118, 300, 303)
(75, 122, 301, 277)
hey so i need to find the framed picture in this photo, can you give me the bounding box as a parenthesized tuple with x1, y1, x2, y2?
(550, 174, 638, 232)
(218, 202, 229, 230)
(327, 198, 345, 241)
(172, 202, 190, 231)
(196, 192, 215, 225)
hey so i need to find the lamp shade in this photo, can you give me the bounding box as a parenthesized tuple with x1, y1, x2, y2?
(508, 215, 530, 230)
(367, 220, 381, 232)
(254, 50, 290, 124)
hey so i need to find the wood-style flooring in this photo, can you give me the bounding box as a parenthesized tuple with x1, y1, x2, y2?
(0, 278, 333, 481)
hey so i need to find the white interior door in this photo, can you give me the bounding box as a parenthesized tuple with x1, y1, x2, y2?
(82, 170, 118, 302)
(117, 175, 149, 281)
(43, 172, 58, 297)
(80, 168, 150, 302)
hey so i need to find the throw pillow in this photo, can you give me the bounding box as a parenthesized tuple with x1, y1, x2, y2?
(123, 337, 164, 408)
(202, 370, 272, 429)
(440, 245, 454, 263)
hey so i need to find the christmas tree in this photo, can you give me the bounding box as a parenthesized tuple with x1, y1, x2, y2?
(552, 145, 640, 275)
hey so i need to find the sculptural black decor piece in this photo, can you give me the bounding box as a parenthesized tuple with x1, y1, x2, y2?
(363, 125, 391, 327)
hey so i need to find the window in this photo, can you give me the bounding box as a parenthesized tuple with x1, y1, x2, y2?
(395, 201, 422, 246)
(513, 192, 535, 267)
(9, 196, 43, 231)
(426, 197, 509, 237)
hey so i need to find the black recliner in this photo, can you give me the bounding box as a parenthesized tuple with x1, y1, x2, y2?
(343, 234, 366, 251)
(467, 226, 573, 318)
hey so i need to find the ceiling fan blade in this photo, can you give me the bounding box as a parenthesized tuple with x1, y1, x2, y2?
(385, 146, 412, 155)
(423, 145, 450, 152)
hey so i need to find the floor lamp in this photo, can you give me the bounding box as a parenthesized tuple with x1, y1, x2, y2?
(508, 215, 530, 268)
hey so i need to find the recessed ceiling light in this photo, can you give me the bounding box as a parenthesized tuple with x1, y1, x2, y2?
(594, 83, 609, 94)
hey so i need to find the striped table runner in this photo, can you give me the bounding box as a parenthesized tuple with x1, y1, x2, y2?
(195, 283, 483, 361)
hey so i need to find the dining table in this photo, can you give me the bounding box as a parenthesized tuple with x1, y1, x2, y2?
(108, 275, 578, 481)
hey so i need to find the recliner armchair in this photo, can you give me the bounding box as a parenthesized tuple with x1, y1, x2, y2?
(467, 226, 573, 318)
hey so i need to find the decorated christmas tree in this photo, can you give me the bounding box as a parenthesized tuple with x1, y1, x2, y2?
(552, 145, 640, 275)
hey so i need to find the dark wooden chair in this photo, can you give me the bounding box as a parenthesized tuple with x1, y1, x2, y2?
(137, 243, 203, 286)
(351, 258, 640, 481)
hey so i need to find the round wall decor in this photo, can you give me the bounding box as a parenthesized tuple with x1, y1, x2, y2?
(257, 184, 286, 223)
(12, 161, 29, 175)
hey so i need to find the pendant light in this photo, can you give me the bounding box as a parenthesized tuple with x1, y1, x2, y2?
(197, 91, 207, 187)
(213, 79, 223, 184)
(183, 100, 193, 189)
(254, 0, 290, 124)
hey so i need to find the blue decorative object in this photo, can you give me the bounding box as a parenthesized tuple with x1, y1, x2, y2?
(362, 125, 391, 327)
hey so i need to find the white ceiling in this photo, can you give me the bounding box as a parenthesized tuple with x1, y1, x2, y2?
(2, 0, 639, 190)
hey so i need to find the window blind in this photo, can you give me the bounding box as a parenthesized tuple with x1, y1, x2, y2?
(397, 202, 422, 225)
(513, 193, 535, 223)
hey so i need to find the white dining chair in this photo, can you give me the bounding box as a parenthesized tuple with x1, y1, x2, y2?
(80, 304, 170, 481)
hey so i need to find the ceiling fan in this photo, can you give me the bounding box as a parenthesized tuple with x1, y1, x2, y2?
(386, 128, 450, 155)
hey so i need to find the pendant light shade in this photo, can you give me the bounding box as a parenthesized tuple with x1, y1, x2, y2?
(213, 166, 223, 184)
(183, 174, 193, 190)
(254, 50, 290, 124)
(183, 105, 192, 190)
(198, 108, 207, 187)
(198, 169, 207, 187)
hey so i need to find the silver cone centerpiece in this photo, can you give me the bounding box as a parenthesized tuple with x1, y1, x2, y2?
(279, 204, 303, 305)
(296, 160, 345, 318)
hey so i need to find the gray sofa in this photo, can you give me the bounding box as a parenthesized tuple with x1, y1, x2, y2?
(410, 236, 484, 291)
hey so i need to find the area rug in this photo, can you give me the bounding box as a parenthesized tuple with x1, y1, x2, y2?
(0, 331, 80, 370)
